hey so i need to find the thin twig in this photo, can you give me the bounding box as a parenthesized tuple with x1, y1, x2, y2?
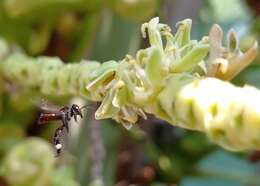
(88, 104, 105, 185)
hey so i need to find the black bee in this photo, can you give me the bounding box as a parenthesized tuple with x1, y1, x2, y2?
(38, 103, 88, 156)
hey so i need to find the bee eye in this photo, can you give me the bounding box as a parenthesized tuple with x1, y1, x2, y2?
(72, 104, 79, 109)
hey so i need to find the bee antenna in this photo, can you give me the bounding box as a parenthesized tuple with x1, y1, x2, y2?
(80, 104, 90, 110)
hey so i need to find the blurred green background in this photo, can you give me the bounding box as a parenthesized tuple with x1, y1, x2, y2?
(0, 0, 259, 185)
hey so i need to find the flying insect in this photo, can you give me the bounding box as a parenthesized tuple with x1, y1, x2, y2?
(38, 103, 88, 156)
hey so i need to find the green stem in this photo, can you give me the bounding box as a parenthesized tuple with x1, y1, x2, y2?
(69, 12, 101, 62)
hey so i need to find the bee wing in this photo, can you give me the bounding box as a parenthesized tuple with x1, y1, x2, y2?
(31, 98, 60, 113)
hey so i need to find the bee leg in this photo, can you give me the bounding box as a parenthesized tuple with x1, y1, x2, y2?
(61, 114, 69, 133)
(74, 114, 77, 122)
(53, 126, 64, 156)
(70, 109, 78, 122)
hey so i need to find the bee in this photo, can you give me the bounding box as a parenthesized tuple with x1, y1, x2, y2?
(38, 103, 88, 156)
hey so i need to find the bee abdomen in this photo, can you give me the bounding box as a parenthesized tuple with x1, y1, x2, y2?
(38, 113, 62, 124)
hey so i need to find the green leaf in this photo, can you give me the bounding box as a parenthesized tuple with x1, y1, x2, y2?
(195, 150, 260, 185)
(181, 177, 241, 186)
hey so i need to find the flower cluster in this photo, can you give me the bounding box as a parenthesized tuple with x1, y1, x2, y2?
(0, 18, 258, 150)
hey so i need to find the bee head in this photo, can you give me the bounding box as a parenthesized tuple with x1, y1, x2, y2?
(71, 104, 83, 119)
